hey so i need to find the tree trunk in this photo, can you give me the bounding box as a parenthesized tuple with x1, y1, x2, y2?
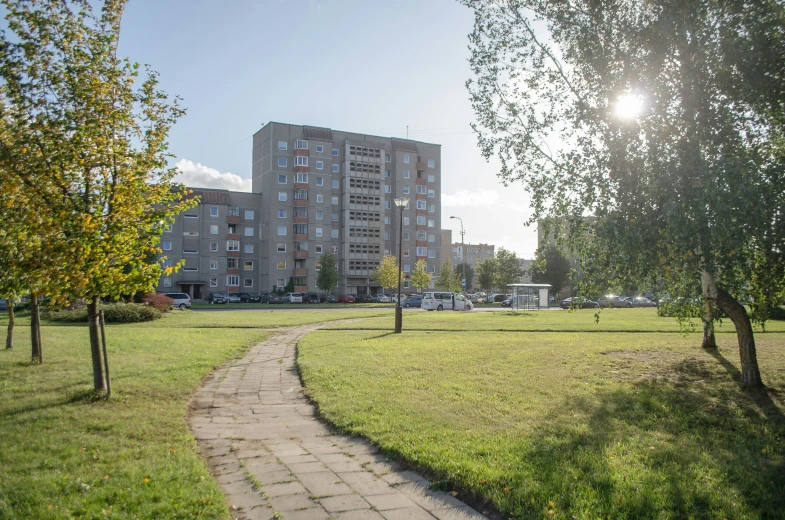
(30, 294, 42, 364)
(87, 296, 107, 392)
(703, 271, 763, 390)
(5, 299, 14, 349)
(701, 298, 717, 350)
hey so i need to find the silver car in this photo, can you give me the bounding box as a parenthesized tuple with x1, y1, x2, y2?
(164, 292, 191, 309)
(282, 292, 303, 303)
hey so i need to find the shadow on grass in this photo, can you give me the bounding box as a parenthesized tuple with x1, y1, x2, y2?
(492, 353, 785, 518)
(1, 389, 106, 419)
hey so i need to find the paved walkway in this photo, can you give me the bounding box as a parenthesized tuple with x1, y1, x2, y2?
(188, 323, 488, 520)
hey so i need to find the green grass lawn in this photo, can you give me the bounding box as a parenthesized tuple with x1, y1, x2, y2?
(331, 307, 785, 333)
(0, 309, 382, 519)
(299, 314, 785, 519)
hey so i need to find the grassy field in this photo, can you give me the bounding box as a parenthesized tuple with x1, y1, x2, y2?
(299, 311, 785, 519)
(0, 309, 381, 519)
(329, 307, 785, 333)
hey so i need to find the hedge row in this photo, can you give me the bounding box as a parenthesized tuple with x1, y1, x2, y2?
(46, 303, 162, 323)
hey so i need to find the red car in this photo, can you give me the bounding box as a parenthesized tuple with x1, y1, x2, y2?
(337, 294, 356, 303)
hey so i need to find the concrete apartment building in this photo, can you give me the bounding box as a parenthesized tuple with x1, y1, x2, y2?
(157, 122, 443, 298)
(452, 242, 495, 291)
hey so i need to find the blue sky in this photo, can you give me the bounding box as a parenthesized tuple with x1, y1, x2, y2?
(41, 0, 542, 256)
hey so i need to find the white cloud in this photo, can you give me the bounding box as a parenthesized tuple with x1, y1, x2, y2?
(173, 159, 251, 192)
(442, 188, 500, 207)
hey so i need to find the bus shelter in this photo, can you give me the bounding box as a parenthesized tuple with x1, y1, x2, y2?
(505, 284, 552, 310)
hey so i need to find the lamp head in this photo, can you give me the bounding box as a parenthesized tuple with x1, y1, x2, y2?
(393, 197, 409, 208)
(450, 216, 457, 219)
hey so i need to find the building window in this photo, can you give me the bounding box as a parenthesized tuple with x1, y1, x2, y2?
(385, 201, 391, 209)
(332, 164, 339, 173)
(294, 188, 308, 201)
(210, 260, 217, 270)
(332, 148, 339, 156)
(417, 215, 426, 225)
(227, 223, 237, 234)
(294, 206, 307, 218)
(293, 224, 308, 235)
(316, 194, 323, 203)
(384, 232, 390, 240)
(227, 275, 239, 287)
(278, 158, 287, 167)
(296, 173, 308, 183)
(164, 223, 172, 232)
(385, 169, 391, 178)
(428, 189, 435, 198)
(316, 176, 323, 186)
(277, 260, 286, 269)
(278, 174, 287, 184)
(428, 234, 435, 243)
(428, 174, 435, 183)
(417, 185, 427, 194)
(244, 278, 253, 288)
(209, 277, 218, 287)
(385, 154, 391, 162)
(315, 227, 323, 238)
(244, 244, 254, 254)
(183, 214, 198, 219)
(416, 200, 426, 210)
(316, 144, 324, 153)
(428, 204, 435, 213)
(384, 185, 391, 193)
(403, 263, 410, 272)
(331, 245, 338, 254)
(210, 225, 218, 235)
(210, 242, 218, 252)
(332, 179, 339, 189)
(277, 226, 287, 236)
(244, 227, 254, 237)
(403, 185, 410, 194)
(245, 210, 254, 220)
(295, 139, 308, 150)
(227, 257, 237, 269)
(331, 229, 339, 238)
(428, 219, 435, 227)
(403, 217, 409, 226)
(162, 240, 172, 250)
(384, 216, 390, 225)
(315, 244, 323, 253)
(316, 210, 323, 220)
(162, 278, 171, 287)
(428, 159, 435, 168)
(417, 246, 427, 256)
(295, 156, 308, 167)
(417, 230, 427, 241)
(278, 209, 287, 218)
(403, 247, 410, 257)
(244, 261, 253, 270)
(276, 278, 286, 287)
(403, 154, 410, 163)
(277, 243, 286, 253)
(428, 249, 435, 258)
(403, 170, 410, 179)
(331, 213, 338, 222)
(278, 192, 287, 202)
(428, 264, 436, 273)
(278, 141, 287, 150)
(315, 161, 323, 170)
(226, 240, 239, 251)
(210, 207, 219, 217)
(315, 261, 321, 271)
(403, 231, 410, 241)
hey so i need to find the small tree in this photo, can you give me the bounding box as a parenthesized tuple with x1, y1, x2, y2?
(374, 255, 400, 295)
(493, 248, 525, 292)
(410, 259, 432, 292)
(454, 263, 475, 291)
(530, 245, 572, 298)
(476, 258, 496, 293)
(436, 261, 461, 293)
(316, 252, 340, 294)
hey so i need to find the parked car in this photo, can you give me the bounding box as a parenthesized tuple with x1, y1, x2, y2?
(267, 294, 283, 304)
(355, 294, 375, 303)
(598, 295, 634, 308)
(374, 294, 391, 303)
(560, 297, 599, 309)
(501, 297, 514, 307)
(207, 292, 228, 304)
(468, 293, 487, 303)
(225, 293, 242, 303)
(326, 295, 339, 303)
(421, 292, 474, 311)
(282, 292, 303, 304)
(337, 294, 356, 303)
(631, 296, 657, 308)
(305, 293, 323, 303)
(163, 292, 191, 309)
(239, 293, 261, 303)
(488, 294, 511, 303)
(258, 292, 274, 304)
(401, 296, 423, 308)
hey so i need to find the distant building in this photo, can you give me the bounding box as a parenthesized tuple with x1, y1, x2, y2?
(439, 229, 452, 269)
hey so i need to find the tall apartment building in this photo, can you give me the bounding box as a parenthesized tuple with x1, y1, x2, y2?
(452, 242, 495, 291)
(252, 123, 442, 295)
(157, 123, 442, 298)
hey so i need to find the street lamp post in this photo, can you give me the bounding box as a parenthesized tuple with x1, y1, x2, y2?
(394, 197, 409, 333)
(450, 216, 465, 292)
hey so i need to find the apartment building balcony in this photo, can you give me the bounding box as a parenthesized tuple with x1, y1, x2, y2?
(295, 286, 308, 292)
(227, 233, 239, 240)
(293, 268, 308, 276)
(294, 217, 308, 224)
(294, 250, 308, 259)
(294, 199, 308, 207)
(294, 183, 308, 189)
(227, 268, 240, 275)
(226, 216, 240, 223)
(416, 162, 427, 171)
(294, 234, 308, 241)
(227, 251, 240, 257)
(294, 166, 309, 173)
(294, 149, 308, 156)
(416, 240, 427, 247)
(415, 178, 427, 185)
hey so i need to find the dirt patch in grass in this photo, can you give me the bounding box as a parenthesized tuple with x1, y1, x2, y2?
(601, 349, 730, 385)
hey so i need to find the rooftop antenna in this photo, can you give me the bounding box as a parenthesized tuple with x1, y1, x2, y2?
(406, 125, 409, 139)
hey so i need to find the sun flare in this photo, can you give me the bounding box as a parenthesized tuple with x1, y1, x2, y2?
(614, 93, 644, 120)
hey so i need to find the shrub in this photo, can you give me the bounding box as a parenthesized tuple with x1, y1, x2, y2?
(770, 306, 785, 321)
(46, 303, 162, 323)
(141, 293, 174, 311)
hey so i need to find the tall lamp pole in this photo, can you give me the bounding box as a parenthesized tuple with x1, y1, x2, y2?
(450, 216, 465, 292)
(394, 197, 409, 333)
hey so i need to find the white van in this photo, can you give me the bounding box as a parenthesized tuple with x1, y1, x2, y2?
(421, 292, 474, 311)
